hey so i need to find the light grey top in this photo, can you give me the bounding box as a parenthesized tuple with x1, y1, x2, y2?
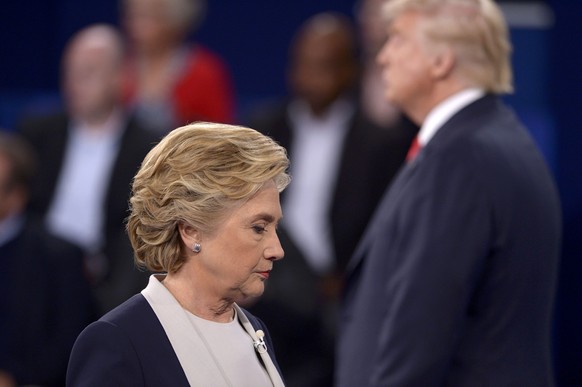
(185, 308, 272, 386)
(141, 274, 285, 387)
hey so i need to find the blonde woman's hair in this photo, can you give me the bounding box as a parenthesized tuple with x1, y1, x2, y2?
(383, 0, 513, 94)
(127, 122, 290, 273)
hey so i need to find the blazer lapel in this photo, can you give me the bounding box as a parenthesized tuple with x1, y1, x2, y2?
(141, 275, 230, 386)
(142, 275, 285, 387)
(344, 95, 497, 278)
(345, 159, 421, 276)
(234, 304, 285, 387)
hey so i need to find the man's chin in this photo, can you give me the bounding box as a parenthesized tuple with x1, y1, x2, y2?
(384, 88, 395, 102)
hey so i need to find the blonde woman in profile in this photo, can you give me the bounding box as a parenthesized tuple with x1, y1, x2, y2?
(67, 122, 288, 386)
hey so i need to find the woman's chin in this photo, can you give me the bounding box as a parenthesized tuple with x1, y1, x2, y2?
(236, 284, 265, 306)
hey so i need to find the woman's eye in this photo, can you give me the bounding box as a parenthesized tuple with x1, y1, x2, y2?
(252, 225, 267, 234)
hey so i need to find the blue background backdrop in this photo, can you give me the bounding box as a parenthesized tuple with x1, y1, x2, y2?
(0, 1, 580, 384)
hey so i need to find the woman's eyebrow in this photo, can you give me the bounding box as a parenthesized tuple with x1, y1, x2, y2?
(251, 213, 280, 223)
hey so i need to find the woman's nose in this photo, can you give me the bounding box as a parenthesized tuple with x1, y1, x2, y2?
(266, 231, 284, 261)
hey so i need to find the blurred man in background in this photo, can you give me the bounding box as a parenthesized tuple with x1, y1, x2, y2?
(19, 24, 158, 314)
(0, 132, 94, 387)
(247, 12, 416, 386)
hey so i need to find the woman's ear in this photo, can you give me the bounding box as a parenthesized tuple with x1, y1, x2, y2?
(177, 222, 200, 249)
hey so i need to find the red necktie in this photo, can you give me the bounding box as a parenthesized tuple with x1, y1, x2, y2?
(406, 136, 421, 162)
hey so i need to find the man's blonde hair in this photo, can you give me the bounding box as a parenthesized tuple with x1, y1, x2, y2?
(384, 0, 513, 93)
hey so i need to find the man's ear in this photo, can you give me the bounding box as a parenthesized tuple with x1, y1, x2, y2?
(431, 46, 456, 80)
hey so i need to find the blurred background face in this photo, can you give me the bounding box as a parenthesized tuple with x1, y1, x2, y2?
(0, 154, 23, 221)
(289, 19, 357, 115)
(357, 0, 390, 58)
(62, 32, 122, 122)
(123, 0, 184, 52)
(0, 154, 11, 220)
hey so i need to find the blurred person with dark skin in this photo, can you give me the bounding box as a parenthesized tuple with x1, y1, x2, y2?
(67, 122, 288, 386)
(121, 0, 235, 132)
(337, 0, 561, 385)
(0, 132, 94, 387)
(247, 12, 416, 387)
(19, 24, 159, 315)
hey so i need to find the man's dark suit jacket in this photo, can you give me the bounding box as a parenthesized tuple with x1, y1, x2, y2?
(67, 294, 282, 386)
(337, 95, 561, 386)
(18, 112, 159, 313)
(0, 218, 94, 387)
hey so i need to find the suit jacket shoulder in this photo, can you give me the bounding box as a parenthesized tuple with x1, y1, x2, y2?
(67, 294, 189, 386)
(18, 112, 70, 218)
(246, 99, 292, 149)
(105, 115, 159, 230)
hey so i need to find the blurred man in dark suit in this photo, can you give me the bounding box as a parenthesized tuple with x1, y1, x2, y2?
(0, 132, 94, 387)
(19, 24, 159, 314)
(337, 0, 561, 386)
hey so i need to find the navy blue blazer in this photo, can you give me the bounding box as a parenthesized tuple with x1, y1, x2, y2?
(67, 294, 282, 386)
(336, 95, 561, 386)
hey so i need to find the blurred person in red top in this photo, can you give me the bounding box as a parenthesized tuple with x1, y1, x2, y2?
(121, 0, 235, 133)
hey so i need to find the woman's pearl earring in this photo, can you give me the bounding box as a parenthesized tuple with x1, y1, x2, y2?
(192, 243, 201, 253)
